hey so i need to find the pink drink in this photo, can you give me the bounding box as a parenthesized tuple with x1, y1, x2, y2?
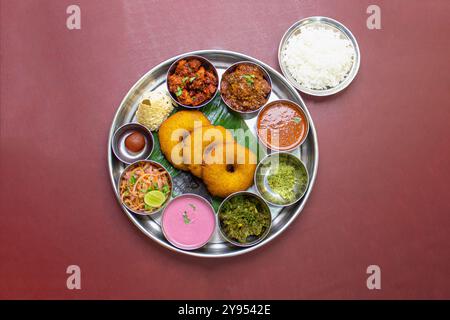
(162, 194, 215, 250)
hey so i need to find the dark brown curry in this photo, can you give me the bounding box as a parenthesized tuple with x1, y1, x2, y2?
(220, 63, 271, 112)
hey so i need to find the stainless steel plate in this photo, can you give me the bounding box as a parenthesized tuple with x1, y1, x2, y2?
(278, 16, 361, 96)
(108, 50, 319, 257)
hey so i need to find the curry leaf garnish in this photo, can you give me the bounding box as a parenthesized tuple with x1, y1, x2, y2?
(176, 86, 183, 97)
(182, 211, 191, 224)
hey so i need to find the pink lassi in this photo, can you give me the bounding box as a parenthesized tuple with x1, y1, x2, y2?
(162, 194, 216, 250)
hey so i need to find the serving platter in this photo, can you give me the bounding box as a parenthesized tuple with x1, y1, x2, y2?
(108, 50, 319, 257)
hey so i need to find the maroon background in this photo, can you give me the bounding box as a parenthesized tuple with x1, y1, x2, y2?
(1, 0, 449, 299)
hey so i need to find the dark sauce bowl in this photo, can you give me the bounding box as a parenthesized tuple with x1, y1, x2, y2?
(220, 61, 272, 119)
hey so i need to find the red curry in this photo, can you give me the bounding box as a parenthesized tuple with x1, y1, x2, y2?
(168, 58, 217, 106)
(257, 101, 308, 150)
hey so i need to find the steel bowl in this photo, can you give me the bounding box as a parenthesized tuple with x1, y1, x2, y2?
(117, 160, 173, 215)
(278, 16, 361, 96)
(161, 193, 216, 251)
(220, 61, 272, 119)
(256, 99, 310, 152)
(166, 55, 219, 109)
(111, 123, 154, 164)
(254, 152, 310, 207)
(217, 191, 272, 247)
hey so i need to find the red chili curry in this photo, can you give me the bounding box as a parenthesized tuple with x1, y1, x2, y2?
(257, 101, 308, 150)
(168, 58, 217, 106)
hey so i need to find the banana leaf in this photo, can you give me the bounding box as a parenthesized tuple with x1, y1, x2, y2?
(149, 94, 265, 211)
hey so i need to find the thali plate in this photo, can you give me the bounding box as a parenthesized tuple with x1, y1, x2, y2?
(108, 50, 319, 257)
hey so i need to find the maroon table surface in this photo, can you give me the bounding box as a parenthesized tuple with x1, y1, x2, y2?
(1, 0, 449, 299)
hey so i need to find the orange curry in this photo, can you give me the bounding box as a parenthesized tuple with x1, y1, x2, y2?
(257, 101, 308, 150)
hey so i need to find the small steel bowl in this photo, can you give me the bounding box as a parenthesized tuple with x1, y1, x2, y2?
(217, 191, 272, 247)
(166, 55, 219, 109)
(256, 99, 310, 152)
(220, 61, 272, 119)
(117, 160, 173, 215)
(254, 152, 310, 207)
(161, 193, 216, 251)
(112, 123, 154, 164)
(278, 16, 361, 96)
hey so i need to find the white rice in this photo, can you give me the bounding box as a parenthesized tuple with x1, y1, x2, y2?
(282, 24, 355, 90)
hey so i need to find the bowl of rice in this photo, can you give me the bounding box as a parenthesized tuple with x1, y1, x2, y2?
(278, 16, 360, 96)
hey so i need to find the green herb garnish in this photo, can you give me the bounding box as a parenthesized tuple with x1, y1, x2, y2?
(182, 77, 189, 85)
(176, 86, 183, 97)
(162, 185, 170, 194)
(129, 175, 136, 185)
(182, 211, 191, 224)
(188, 203, 196, 211)
(241, 74, 255, 85)
(189, 76, 196, 83)
(292, 117, 301, 124)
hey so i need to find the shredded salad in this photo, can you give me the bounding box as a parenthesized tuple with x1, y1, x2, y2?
(120, 162, 171, 213)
